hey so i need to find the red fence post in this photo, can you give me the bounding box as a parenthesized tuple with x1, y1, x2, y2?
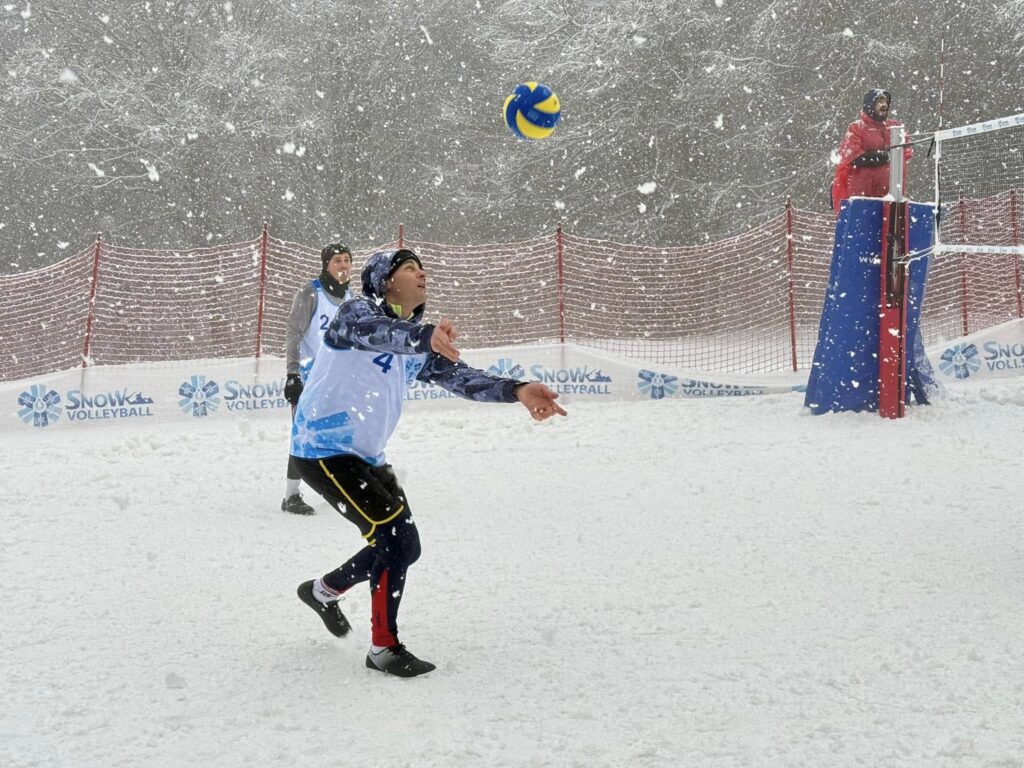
(398, 223, 404, 249)
(785, 197, 799, 371)
(956, 196, 970, 336)
(254, 222, 269, 359)
(556, 225, 565, 344)
(81, 232, 103, 367)
(1011, 190, 1023, 319)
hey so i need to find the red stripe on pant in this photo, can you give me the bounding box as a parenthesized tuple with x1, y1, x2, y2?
(371, 569, 398, 647)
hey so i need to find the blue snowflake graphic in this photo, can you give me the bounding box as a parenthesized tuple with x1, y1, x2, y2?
(404, 356, 425, 385)
(637, 370, 678, 400)
(938, 344, 980, 380)
(17, 384, 62, 427)
(488, 358, 525, 379)
(178, 375, 220, 417)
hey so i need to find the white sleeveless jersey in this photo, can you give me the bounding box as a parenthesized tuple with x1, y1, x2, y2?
(290, 341, 427, 466)
(298, 279, 350, 380)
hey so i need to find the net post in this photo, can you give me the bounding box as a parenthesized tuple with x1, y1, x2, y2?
(878, 201, 909, 419)
(785, 197, 799, 371)
(556, 224, 565, 344)
(81, 232, 103, 368)
(957, 195, 970, 335)
(398, 223, 404, 249)
(254, 221, 269, 359)
(888, 125, 905, 202)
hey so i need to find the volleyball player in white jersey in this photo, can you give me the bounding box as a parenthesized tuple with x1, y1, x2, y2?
(281, 244, 353, 515)
(291, 248, 565, 677)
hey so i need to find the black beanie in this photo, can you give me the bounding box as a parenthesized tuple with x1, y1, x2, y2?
(387, 249, 423, 279)
(320, 243, 351, 268)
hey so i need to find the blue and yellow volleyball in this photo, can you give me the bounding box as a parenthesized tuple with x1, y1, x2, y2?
(503, 82, 561, 140)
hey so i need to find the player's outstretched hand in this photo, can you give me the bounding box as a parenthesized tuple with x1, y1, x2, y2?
(515, 383, 567, 422)
(430, 318, 460, 362)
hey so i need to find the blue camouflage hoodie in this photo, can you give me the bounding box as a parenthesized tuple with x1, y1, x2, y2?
(290, 250, 523, 464)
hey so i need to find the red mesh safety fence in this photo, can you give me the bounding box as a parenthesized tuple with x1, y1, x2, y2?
(560, 227, 788, 373)
(789, 206, 840, 366)
(925, 190, 1024, 342)
(1, 200, 1021, 383)
(86, 238, 266, 365)
(403, 235, 562, 350)
(945, 191, 1021, 252)
(0, 244, 95, 381)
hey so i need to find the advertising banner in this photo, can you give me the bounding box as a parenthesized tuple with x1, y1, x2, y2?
(2, 345, 807, 433)
(927, 318, 1024, 383)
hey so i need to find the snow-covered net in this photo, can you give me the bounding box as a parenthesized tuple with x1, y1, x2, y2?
(917, 114, 1024, 340)
(915, 248, 1024, 342)
(0, 202, 1020, 384)
(934, 113, 1024, 256)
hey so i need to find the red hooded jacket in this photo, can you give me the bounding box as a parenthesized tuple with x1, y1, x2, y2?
(831, 98, 912, 212)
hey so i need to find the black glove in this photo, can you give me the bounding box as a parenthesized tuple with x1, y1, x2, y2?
(852, 149, 889, 168)
(284, 374, 303, 405)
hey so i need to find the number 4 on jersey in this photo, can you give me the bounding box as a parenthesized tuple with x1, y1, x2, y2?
(372, 353, 394, 373)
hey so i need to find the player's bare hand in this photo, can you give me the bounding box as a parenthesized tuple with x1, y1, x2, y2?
(430, 318, 461, 362)
(437, 317, 459, 343)
(515, 383, 567, 421)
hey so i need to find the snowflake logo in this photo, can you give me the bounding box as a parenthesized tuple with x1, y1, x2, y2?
(938, 343, 980, 379)
(488, 358, 525, 379)
(637, 370, 678, 400)
(178, 375, 220, 417)
(404, 356, 425, 385)
(17, 384, 62, 427)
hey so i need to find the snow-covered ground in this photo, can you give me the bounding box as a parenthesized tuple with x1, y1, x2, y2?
(3, 381, 1023, 768)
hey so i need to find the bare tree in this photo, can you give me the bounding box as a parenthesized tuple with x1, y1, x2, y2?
(2, 0, 1023, 270)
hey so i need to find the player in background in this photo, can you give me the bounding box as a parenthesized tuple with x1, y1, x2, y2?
(831, 88, 913, 213)
(281, 244, 353, 515)
(291, 248, 566, 677)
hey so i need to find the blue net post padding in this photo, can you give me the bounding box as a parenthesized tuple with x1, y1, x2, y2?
(804, 198, 936, 414)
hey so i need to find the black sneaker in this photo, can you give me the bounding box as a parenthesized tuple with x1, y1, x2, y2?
(281, 494, 315, 515)
(365, 644, 436, 678)
(296, 580, 351, 638)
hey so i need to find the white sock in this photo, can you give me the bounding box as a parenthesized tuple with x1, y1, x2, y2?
(286, 479, 301, 497)
(312, 578, 342, 605)
(370, 644, 389, 654)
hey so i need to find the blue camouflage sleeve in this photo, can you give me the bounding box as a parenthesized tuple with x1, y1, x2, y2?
(416, 354, 522, 403)
(324, 299, 435, 354)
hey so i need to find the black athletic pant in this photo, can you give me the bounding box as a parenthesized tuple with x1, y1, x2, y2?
(292, 455, 422, 647)
(286, 406, 302, 484)
(286, 455, 302, 483)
